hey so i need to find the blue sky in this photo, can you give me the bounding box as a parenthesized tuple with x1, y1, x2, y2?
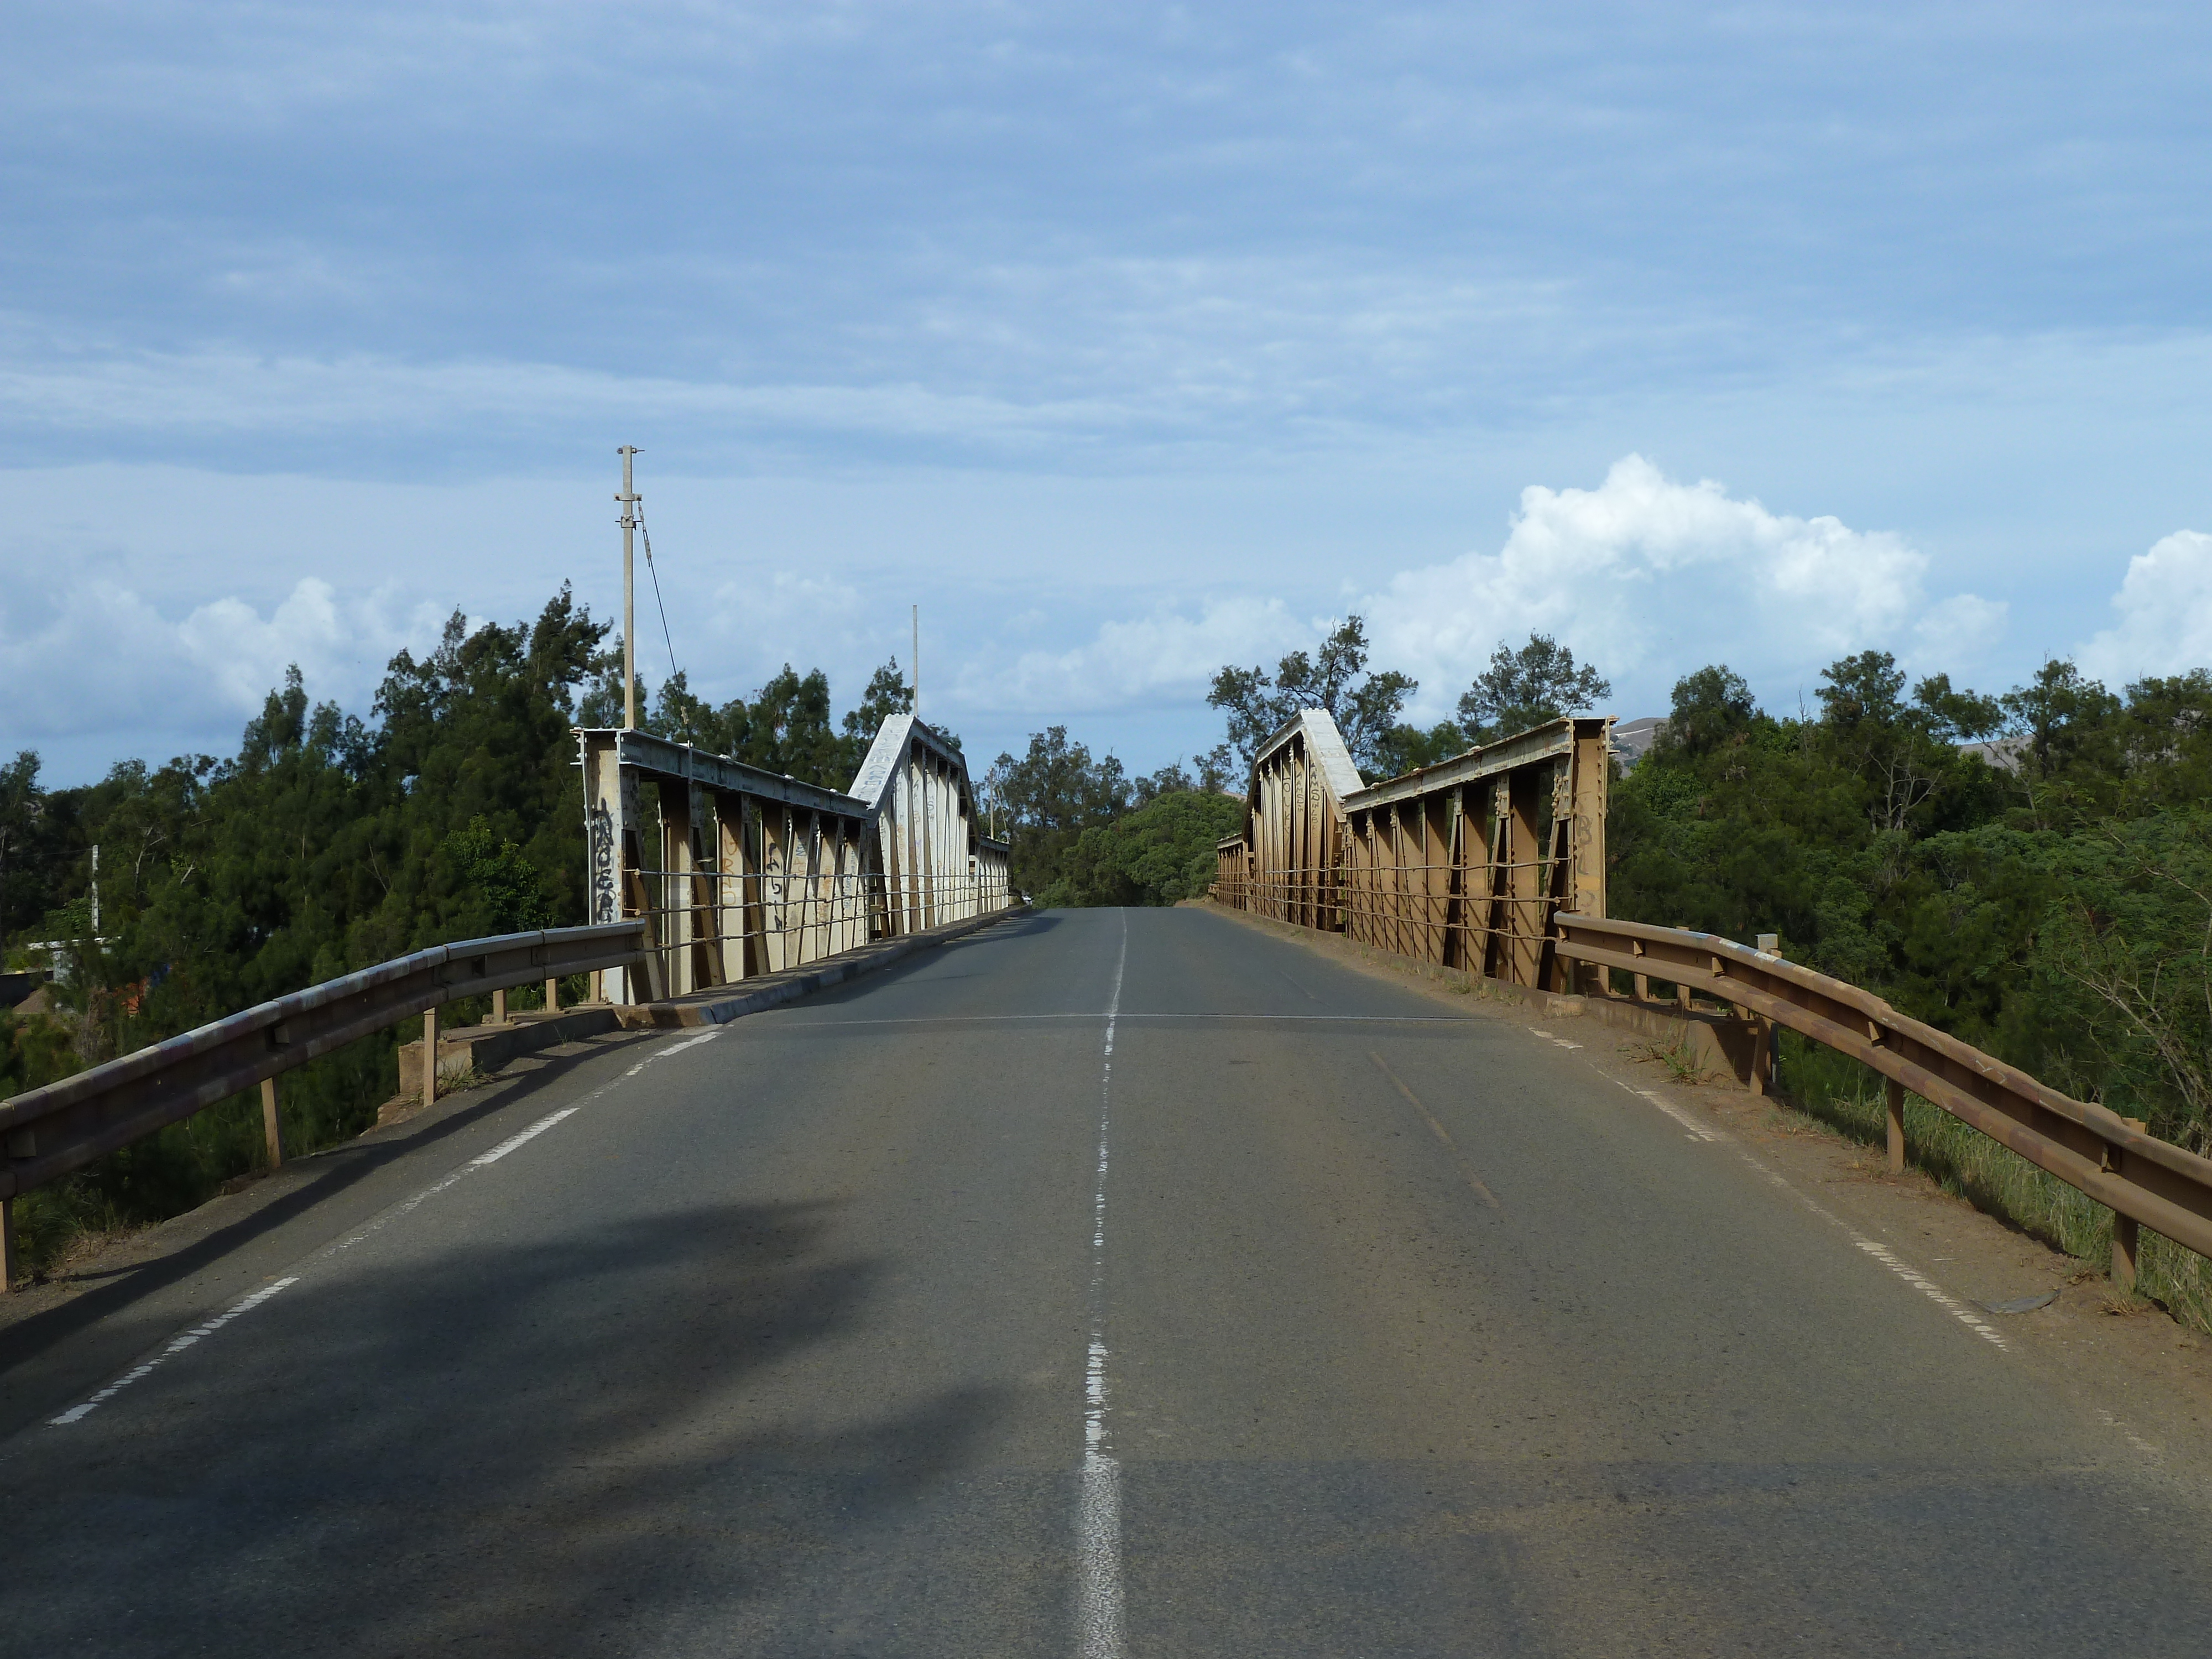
(6, 3, 2211, 783)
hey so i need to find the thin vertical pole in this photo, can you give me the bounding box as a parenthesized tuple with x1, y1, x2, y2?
(1885, 1076, 1906, 1174)
(911, 604, 919, 720)
(0, 1197, 14, 1293)
(423, 1005, 439, 1107)
(260, 1077, 284, 1169)
(619, 446, 641, 729)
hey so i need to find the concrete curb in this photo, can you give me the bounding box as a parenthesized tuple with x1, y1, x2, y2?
(399, 1005, 626, 1099)
(615, 904, 1032, 1030)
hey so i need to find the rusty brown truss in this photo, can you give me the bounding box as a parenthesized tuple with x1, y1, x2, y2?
(1215, 713, 1610, 992)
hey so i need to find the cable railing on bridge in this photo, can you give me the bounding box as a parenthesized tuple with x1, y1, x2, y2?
(620, 867, 1011, 1000)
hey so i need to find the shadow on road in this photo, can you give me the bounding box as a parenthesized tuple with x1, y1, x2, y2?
(6, 1196, 1027, 1654)
(0, 1031, 664, 1385)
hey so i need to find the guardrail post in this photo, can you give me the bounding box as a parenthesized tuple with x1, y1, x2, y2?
(1885, 1077, 1906, 1174)
(260, 1077, 284, 1170)
(492, 987, 507, 1025)
(545, 975, 560, 1014)
(423, 1005, 439, 1108)
(1, 1197, 14, 1292)
(2111, 1117, 2148, 1291)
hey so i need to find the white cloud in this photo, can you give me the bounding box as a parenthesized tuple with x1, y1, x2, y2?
(1913, 592, 2010, 664)
(0, 568, 444, 758)
(2077, 529, 2212, 686)
(967, 595, 1309, 714)
(1361, 454, 1996, 719)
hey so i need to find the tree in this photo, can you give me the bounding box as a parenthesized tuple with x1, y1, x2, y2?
(1456, 633, 1611, 744)
(1368, 721, 1469, 779)
(1207, 615, 1414, 778)
(842, 658, 913, 747)
(1811, 651, 2006, 836)
(1056, 790, 1249, 907)
(983, 728, 1131, 898)
(1663, 666, 1757, 758)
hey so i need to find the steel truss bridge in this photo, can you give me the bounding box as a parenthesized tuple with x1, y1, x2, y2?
(6, 702, 2212, 1655)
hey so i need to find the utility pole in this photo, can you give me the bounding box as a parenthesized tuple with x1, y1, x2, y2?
(912, 604, 920, 722)
(618, 447, 641, 729)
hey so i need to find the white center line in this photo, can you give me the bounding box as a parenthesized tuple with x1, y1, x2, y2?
(1076, 911, 1129, 1659)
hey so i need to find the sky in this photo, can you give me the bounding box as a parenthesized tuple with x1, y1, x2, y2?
(5, 2, 2211, 785)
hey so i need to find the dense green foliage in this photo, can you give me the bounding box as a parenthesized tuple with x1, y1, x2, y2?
(1212, 622, 1617, 782)
(1611, 653, 2212, 1156)
(1207, 616, 1413, 776)
(641, 656, 926, 783)
(1050, 790, 1249, 909)
(980, 727, 1244, 907)
(0, 592, 920, 1274)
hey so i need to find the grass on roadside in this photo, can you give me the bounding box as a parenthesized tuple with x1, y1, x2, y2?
(1775, 1030, 2212, 1336)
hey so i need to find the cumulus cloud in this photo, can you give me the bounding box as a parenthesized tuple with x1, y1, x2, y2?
(965, 595, 1310, 715)
(0, 568, 444, 765)
(950, 456, 2011, 734)
(2077, 530, 2212, 687)
(1361, 455, 1998, 720)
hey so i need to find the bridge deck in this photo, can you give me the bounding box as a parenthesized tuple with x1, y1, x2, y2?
(3, 907, 2209, 1654)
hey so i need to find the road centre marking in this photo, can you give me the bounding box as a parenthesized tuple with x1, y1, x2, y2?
(1076, 913, 1129, 1659)
(748, 1013, 1485, 1027)
(44, 1025, 721, 1431)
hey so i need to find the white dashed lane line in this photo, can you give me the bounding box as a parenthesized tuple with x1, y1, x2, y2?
(47, 1278, 299, 1426)
(1527, 1016, 2010, 1352)
(42, 1026, 724, 1430)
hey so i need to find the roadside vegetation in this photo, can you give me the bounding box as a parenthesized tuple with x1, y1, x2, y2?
(0, 587, 919, 1277)
(1201, 616, 2212, 1321)
(11, 587, 2212, 1318)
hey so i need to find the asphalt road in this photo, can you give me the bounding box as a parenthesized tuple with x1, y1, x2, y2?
(3, 906, 2209, 1656)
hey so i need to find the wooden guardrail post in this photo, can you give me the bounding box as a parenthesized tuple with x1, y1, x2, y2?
(1, 1197, 13, 1293)
(260, 1078, 284, 1170)
(422, 1004, 439, 1107)
(2112, 1117, 2148, 1291)
(1885, 1077, 1906, 1174)
(545, 976, 560, 1014)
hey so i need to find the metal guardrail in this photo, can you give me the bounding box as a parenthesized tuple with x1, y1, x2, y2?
(1553, 912, 2212, 1287)
(0, 921, 650, 1220)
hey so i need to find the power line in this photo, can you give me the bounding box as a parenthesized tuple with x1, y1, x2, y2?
(633, 499, 688, 738)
